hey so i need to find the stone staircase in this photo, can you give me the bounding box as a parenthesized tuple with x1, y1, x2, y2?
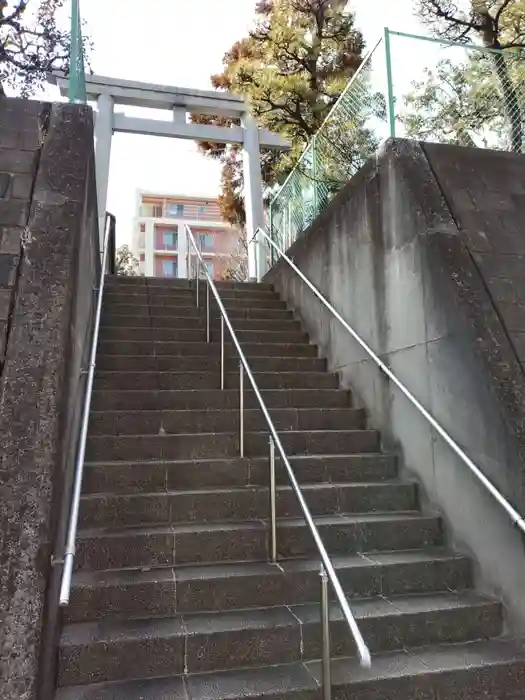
(55, 277, 525, 700)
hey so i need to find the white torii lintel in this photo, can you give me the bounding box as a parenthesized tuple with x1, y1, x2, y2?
(48, 73, 290, 280)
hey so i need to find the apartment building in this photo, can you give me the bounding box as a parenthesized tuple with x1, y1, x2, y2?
(132, 191, 244, 280)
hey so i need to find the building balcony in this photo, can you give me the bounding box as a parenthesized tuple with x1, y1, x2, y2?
(155, 245, 179, 253)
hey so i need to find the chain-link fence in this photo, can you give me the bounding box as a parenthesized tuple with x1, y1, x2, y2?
(390, 31, 525, 154)
(69, 0, 87, 104)
(269, 29, 525, 262)
(269, 37, 389, 261)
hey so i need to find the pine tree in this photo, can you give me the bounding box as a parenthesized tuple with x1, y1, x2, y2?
(193, 0, 365, 225)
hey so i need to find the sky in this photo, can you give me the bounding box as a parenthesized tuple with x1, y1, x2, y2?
(45, 0, 424, 246)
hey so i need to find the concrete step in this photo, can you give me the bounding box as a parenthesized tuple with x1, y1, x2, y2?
(93, 386, 347, 412)
(96, 340, 317, 358)
(82, 454, 398, 495)
(74, 513, 442, 571)
(90, 388, 350, 412)
(104, 293, 197, 309)
(96, 354, 327, 373)
(92, 371, 338, 392)
(58, 592, 501, 685)
(105, 283, 278, 300)
(55, 638, 525, 700)
(88, 407, 364, 436)
(98, 326, 308, 344)
(66, 549, 471, 622)
(104, 277, 274, 291)
(78, 481, 416, 528)
(101, 314, 300, 332)
(103, 302, 201, 318)
(101, 313, 206, 329)
(104, 297, 288, 314)
(85, 429, 381, 462)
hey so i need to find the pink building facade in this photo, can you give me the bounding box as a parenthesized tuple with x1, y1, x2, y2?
(132, 191, 245, 280)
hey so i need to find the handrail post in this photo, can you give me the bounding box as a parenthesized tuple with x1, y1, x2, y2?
(220, 315, 225, 390)
(320, 564, 332, 700)
(312, 134, 319, 220)
(186, 228, 190, 283)
(384, 27, 396, 138)
(269, 435, 277, 563)
(206, 283, 210, 343)
(240, 362, 244, 457)
(196, 262, 200, 308)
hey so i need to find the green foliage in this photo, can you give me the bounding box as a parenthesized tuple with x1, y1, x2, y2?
(0, 0, 80, 97)
(410, 0, 525, 152)
(401, 55, 516, 148)
(195, 0, 365, 225)
(270, 43, 386, 249)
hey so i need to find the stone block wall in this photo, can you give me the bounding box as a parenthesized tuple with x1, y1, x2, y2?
(0, 97, 99, 700)
(0, 100, 48, 369)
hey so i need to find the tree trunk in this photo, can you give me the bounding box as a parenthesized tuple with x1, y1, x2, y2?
(492, 50, 523, 153)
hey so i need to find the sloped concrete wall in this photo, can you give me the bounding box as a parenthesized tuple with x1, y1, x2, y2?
(266, 138, 525, 633)
(0, 98, 99, 700)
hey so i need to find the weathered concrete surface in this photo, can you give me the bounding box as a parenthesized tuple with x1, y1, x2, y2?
(266, 138, 525, 633)
(0, 98, 99, 700)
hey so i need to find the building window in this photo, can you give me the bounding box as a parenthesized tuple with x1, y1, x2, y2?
(206, 262, 214, 277)
(199, 233, 213, 251)
(140, 254, 145, 262)
(166, 203, 184, 217)
(153, 205, 163, 217)
(162, 260, 178, 277)
(198, 205, 206, 216)
(140, 223, 146, 233)
(162, 231, 178, 248)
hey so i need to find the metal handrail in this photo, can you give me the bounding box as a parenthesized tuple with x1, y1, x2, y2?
(59, 212, 113, 606)
(185, 224, 371, 685)
(258, 226, 525, 535)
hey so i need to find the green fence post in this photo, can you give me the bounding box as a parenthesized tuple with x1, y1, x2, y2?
(311, 135, 319, 220)
(384, 27, 396, 138)
(268, 200, 275, 267)
(69, 0, 87, 104)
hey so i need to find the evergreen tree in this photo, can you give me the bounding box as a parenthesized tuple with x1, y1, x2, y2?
(193, 0, 365, 225)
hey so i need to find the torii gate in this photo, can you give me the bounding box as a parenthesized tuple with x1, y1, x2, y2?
(49, 73, 290, 280)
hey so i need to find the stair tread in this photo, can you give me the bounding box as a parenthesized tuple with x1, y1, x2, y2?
(60, 590, 498, 646)
(97, 352, 310, 362)
(98, 341, 312, 346)
(83, 453, 387, 467)
(88, 429, 377, 437)
(77, 511, 438, 538)
(93, 370, 333, 377)
(70, 548, 468, 587)
(91, 389, 348, 395)
(55, 638, 525, 699)
(79, 481, 411, 499)
(88, 405, 357, 411)
(309, 637, 525, 684)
